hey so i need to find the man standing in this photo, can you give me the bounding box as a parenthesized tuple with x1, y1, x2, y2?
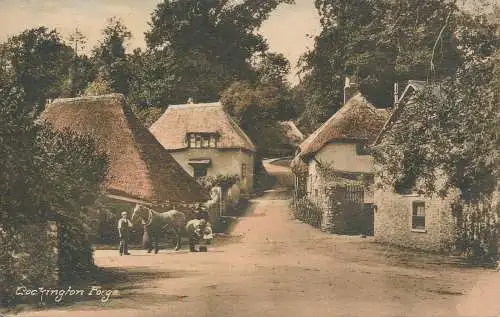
(118, 211, 132, 256)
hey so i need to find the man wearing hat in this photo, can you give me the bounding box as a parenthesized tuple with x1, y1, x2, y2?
(118, 211, 133, 256)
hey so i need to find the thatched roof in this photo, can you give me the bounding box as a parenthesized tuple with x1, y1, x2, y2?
(290, 155, 308, 175)
(296, 93, 389, 159)
(40, 94, 208, 203)
(279, 121, 305, 147)
(149, 102, 256, 152)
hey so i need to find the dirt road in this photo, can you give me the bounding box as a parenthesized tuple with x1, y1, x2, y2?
(12, 161, 500, 317)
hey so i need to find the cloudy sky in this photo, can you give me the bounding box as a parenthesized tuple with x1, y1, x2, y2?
(0, 0, 321, 84)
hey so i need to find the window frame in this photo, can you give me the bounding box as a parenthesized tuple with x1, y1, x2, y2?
(411, 201, 426, 232)
(193, 165, 208, 180)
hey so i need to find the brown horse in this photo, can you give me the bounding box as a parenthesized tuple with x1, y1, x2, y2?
(131, 204, 186, 253)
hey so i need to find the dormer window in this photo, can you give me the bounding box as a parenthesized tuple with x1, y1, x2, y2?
(187, 133, 218, 148)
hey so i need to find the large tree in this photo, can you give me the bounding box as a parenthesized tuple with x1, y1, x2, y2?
(142, 0, 294, 105)
(298, 0, 469, 131)
(0, 27, 73, 113)
(92, 17, 132, 95)
(220, 51, 297, 157)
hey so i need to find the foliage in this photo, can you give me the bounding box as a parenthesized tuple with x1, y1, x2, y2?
(84, 73, 114, 96)
(374, 62, 499, 201)
(291, 197, 322, 228)
(0, 223, 59, 306)
(0, 27, 73, 113)
(373, 17, 499, 261)
(140, 0, 294, 105)
(131, 102, 166, 128)
(197, 174, 239, 190)
(452, 196, 499, 264)
(316, 159, 366, 187)
(0, 82, 109, 304)
(298, 0, 497, 131)
(92, 17, 132, 95)
(62, 29, 94, 97)
(220, 78, 296, 156)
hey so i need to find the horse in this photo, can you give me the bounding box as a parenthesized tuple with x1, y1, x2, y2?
(131, 204, 187, 253)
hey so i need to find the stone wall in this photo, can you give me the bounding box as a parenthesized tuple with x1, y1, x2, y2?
(374, 188, 458, 252)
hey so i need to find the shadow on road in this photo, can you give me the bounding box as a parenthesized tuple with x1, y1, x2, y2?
(7, 266, 193, 313)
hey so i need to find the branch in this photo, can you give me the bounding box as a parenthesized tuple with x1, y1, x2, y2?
(429, 10, 453, 80)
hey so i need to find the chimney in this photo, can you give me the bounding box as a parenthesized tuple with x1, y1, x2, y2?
(343, 77, 359, 104)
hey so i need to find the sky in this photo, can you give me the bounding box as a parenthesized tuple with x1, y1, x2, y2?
(0, 0, 321, 84)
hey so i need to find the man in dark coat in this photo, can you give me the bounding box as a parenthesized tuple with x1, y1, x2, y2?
(118, 211, 132, 255)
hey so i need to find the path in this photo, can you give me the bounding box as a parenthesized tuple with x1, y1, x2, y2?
(11, 160, 500, 317)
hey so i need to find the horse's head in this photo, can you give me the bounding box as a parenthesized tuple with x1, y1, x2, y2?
(131, 204, 147, 226)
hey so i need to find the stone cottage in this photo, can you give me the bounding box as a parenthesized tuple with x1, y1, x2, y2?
(371, 80, 458, 252)
(291, 81, 389, 234)
(149, 101, 256, 211)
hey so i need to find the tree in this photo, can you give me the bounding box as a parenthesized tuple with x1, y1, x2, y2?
(84, 73, 114, 96)
(0, 80, 109, 303)
(0, 27, 73, 113)
(143, 0, 294, 104)
(221, 79, 295, 157)
(252, 52, 291, 86)
(64, 28, 90, 97)
(93, 17, 132, 94)
(298, 0, 469, 130)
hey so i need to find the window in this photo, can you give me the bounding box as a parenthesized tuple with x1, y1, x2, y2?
(412, 201, 425, 230)
(195, 135, 201, 148)
(187, 133, 218, 148)
(190, 134, 196, 147)
(202, 135, 209, 148)
(193, 166, 207, 180)
(241, 163, 247, 178)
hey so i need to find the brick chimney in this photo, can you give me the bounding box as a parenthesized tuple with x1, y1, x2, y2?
(344, 77, 359, 104)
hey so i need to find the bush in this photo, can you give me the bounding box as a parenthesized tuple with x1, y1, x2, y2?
(452, 196, 499, 264)
(197, 174, 239, 190)
(291, 197, 322, 228)
(0, 223, 59, 306)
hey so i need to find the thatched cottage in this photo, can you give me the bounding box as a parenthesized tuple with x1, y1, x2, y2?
(149, 101, 256, 200)
(372, 81, 459, 252)
(40, 94, 208, 205)
(291, 83, 388, 234)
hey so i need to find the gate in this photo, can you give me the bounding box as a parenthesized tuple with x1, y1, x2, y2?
(324, 184, 373, 235)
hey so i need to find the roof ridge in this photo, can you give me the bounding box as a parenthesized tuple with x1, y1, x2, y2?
(51, 93, 124, 104)
(168, 102, 221, 109)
